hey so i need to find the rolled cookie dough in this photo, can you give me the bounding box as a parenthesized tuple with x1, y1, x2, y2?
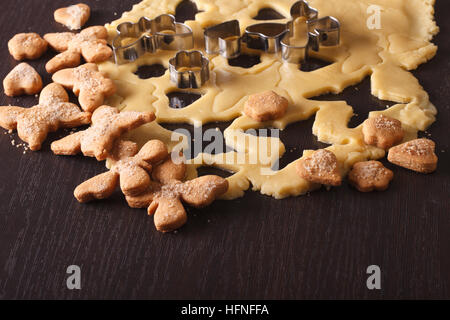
(100, 0, 438, 199)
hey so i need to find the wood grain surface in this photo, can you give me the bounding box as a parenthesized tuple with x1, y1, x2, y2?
(0, 0, 449, 300)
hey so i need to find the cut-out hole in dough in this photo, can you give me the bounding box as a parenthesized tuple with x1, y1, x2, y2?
(299, 57, 333, 72)
(228, 54, 261, 69)
(167, 91, 202, 109)
(253, 8, 286, 20)
(272, 117, 330, 171)
(134, 64, 167, 79)
(311, 77, 396, 128)
(197, 166, 233, 178)
(175, 0, 199, 23)
(160, 121, 234, 160)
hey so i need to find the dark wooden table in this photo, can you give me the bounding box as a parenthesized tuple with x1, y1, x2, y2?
(0, 0, 449, 300)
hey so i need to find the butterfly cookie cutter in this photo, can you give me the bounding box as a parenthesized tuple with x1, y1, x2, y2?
(203, 0, 340, 63)
(112, 14, 194, 64)
(169, 50, 210, 89)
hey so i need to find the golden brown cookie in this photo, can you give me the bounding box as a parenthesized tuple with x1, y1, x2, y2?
(43, 32, 77, 52)
(244, 91, 288, 122)
(126, 158, 229, 233)
(52, 63, 116, 112)
(0, 83, 91, 150)
(3, 63, 43, 97)
(348, 161, 394, 192)
(45, 26, 112, 73)
(387, 138, 438, 173)
(51, 105, 155, 160)
(74, 139, 169, 202)
(54, 3, 91, 30)
(296, 149, 342, 186)
(152, 157, 187, 184)
(8, 33, 48, 61)
(74, 171, 120, 203)
(45, 50, 81, 74)
(362, 114, 404, 149)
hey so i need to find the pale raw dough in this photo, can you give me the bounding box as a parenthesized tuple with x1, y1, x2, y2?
(100, 0, 439, 200)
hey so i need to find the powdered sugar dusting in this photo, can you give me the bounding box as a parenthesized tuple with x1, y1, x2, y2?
(403, 139, 433, 156)
(304, 149, 337, 177)
(374, 115, 400, 131)
(68, 31, 102, 51)
(20, 101, 82, 136)
(21, 34, 41, 48)
(8, 63, 38, 83)
(354, 161, 389, 180)
(112, 158, 140, 175)
(73, 66, 102, 93)
(66, 5, 89, 30)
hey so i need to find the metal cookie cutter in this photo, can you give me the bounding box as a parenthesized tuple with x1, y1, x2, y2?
(243, 23, 289, 54)
(169, 50, 210, 89)
(281, 1, 340, 63)
(204, 20, 241, 59)
(112, 14, 194, 64)
(204, 19, 288, 57)
(203, 0, 340, 63)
